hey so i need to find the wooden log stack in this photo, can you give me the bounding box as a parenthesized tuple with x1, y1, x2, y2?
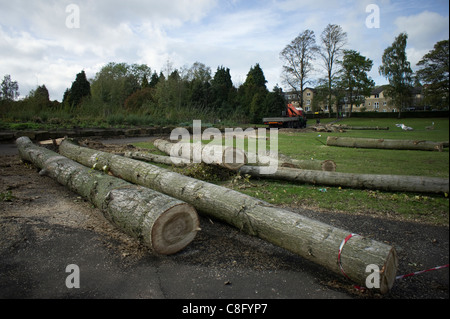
(16, 137, 200, 255)
(59, 138, 399, 294)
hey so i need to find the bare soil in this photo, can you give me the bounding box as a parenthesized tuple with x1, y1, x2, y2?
(0, 140, 448, 300)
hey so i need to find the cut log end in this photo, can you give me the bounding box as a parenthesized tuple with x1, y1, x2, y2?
(151, 203, 200, 255)
(221, 147, 247, 170)
(380, 247, 398, 294)
(321, 160, 337, 172)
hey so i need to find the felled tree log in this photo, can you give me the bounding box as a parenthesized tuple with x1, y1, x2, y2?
(239, 166, 449, 194)
(59, 138, 398, 293)
(124, 151, 188, 167)
(247, 151, 337, 172)
(154, 139, 247, 170)
(327, 136, 444, 152)
(345, 126, 389, 130)
(16, 137, 199, 255)
(280, 159, 337, 172)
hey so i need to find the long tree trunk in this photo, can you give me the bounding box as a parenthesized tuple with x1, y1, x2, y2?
(154, 139, 247, 170)
(239, 166, 449, 194)
(344, 126, 390, 131)
(127, 149, 337, 172)
(327, 136, 444, 152)
(124, 151, 188, 167)
(16, 137, 199, 255)
(59, 138, 398, 293)
(248, 151, 337, 172)
(280, 159, 337, 172)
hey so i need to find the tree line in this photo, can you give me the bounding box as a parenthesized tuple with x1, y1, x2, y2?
(1, 61, 286, 126)
(1, 26, 448, 126)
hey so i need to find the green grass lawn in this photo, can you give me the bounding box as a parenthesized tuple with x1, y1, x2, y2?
(278, 118, 449, 177)
(134, 117, 449, 225)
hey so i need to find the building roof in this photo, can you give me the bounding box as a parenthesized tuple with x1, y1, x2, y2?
(371, 85, 390, 95)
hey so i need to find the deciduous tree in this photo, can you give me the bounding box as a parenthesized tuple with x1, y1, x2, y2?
(280, 30, 318, 109)
(338, 50, 375, 117)
(379, 33, 414, 116)
(319, 24, 347, 117)
(416, 39, 449, 109)
(0, 74, 19, 101)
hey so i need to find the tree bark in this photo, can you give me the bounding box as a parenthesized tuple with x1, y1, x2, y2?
(280, 159, 337, 172)
(59, 138, 398, 293)
(124, 151, 188, 167)
(239, 166, 449, 194)
(154, 139, 247, 170)
(327, 136, 444, 152)
(125, 149, 337, 172)
(16, 137, 199, 255)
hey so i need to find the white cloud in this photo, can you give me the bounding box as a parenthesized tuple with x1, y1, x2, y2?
(395, 11, 449, 49)
(0, 0, 449, 101)
(394, 10, 449, 69)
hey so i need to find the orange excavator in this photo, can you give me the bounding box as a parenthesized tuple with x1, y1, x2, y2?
(263, 104, 307, 128)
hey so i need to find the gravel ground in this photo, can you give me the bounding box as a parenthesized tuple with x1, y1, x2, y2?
(0, 140, 448, 300)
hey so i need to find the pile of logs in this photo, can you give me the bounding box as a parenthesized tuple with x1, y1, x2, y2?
(57, 138, 399, 294)
(16, 137, 400, 294)
(148, 139, 448, 194)
(17, 137, 200, 256)
(19, 133, 448, 294)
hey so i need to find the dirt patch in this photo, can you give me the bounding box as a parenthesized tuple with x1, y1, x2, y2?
(0, 155, 147, 259)
(0, 148, 448, 299)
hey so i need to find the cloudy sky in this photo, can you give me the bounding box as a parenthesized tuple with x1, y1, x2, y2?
(1, 0, 448, 101)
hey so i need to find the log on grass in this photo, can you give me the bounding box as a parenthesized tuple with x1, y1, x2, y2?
(345, 126, 389, 131)
(247, 151, 337, 172)
(327, 136, 444, 152)
(154, 139, 247, 170)
(281, 159, 337, 172)
(124, 151, 188, 167)
(59, 138, 398, 293)
(239, 166, 449, 194)
(16, 137, 199, 255)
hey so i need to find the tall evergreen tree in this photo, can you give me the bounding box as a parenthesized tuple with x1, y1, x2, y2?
(338, 50, 375, 117)
(67, 70, 91, 107)
(211, 66, 234, 110)
(263, 86, 286, 118)
(141, 74, 149, 88)
(149, 72, 160, 88)
(238, 64, 269, 122)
